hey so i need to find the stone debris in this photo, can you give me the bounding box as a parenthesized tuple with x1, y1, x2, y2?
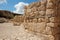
(0, 18, 8, 23)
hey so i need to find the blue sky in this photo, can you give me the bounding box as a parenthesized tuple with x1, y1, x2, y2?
(0, 0, 39, 14)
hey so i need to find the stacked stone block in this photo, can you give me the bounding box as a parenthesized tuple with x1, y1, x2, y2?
(24, 1, 46, 23)
(24, 0, 60, 40)
(12, 15, 24, 26)
(54, 0, 60, 40)
(46, 0, 57, 40)
(11, 0, 60, 40)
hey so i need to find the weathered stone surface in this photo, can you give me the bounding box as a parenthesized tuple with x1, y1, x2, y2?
(38, 7, 41, 11)
(46, 9, 55, 16)
(45, 17, 50, 23)
(33, 18, 37, 23)
(41, 0, 47, 5)
(47, 35, 54, 40)
(12, 15, 24, 26)
(54, 34, 60, 40)
(47, 2, 55, 9)
(52, 27, 60, 35)
(47, 0, 56, 3)
(24, 22, 46, 34)
(34, 2, 41, 7)
(55, 17, 60, 23)
(31, 7, 37, 12)
(27, 9, 32, 13)
(0, 18, 8, 23)
(40, 5, 46, 11)
(39, 11, 46, 16)
(11, 0, 60, 40)
(47, 23, 54, 27)
(43, 26, 52, 35)
(49, 17, 55, 22)
(38, 18, 42, 23)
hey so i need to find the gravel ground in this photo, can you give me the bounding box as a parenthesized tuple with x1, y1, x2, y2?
(0, 23, 48, 40)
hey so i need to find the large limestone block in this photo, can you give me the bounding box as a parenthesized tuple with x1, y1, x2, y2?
(38, 18, 45, 22)
(47, 0, 56, 3)
(39, 11, 46, 16)
(27, 9, 32, 13)
(26, 19, 30, 23)
(29, 12, 35, 17)
(28, 19, 33, 22)
(31, 7, 37, 12)
(47, 2, 55, 9)
(35, 23, 46, 33)
(24, 22, 46, 34)
(40, 5, 46, 11)
(46, 9, 56, 17)
(35, 2, 41, 7)
(34, 11, 39, 16)
(41, 18, 45, 22)
(13, 16, 24, 23)
(47, 23, 54, 27)
(28, 2, 35, 8)
(38, 18, 42, 23)
(47, 35, 54, 40)
(33, 18, 37, 23)
(52, 27, 60, 35)
(47, 23, 58, 27)
(38, 7, 41, 11)
(43, 26, 60, 35)
(49, 17, 55, 23)
(43, 26, 52, 35)
(41, 0, 47, 5)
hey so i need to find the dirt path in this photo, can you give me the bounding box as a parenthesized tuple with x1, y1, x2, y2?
(0, 23, 48, 40)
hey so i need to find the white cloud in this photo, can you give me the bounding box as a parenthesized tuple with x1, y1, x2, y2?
(0, 0, 7, 4)
(13, 2, 29, 14)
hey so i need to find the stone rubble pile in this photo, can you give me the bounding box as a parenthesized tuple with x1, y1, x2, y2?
(12, 15, 24, 26)
(0, 18, 8, 23)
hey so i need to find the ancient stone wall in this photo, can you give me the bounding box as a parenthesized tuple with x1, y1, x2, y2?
(12, 0, 60, 40)
(24, 0, 60, 40)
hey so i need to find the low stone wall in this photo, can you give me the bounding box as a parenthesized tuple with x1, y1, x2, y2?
(12, 15, 24, 26)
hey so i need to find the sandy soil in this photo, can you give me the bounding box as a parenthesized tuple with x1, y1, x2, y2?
(0, 23, 48, 40)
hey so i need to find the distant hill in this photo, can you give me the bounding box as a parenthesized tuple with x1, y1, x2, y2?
(0, 10, 23, 19)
